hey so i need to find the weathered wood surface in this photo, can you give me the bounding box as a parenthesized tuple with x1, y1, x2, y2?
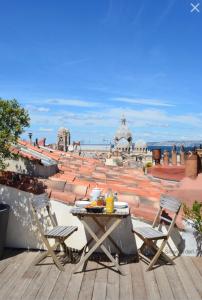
(0, 249, 201, 300)
(71, 207, 130, 217)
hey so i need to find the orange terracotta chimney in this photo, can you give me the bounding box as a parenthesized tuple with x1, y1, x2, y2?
(185, 151, 200, 178)
(171, 144, 177, 165)
(163, 150, 169, 166)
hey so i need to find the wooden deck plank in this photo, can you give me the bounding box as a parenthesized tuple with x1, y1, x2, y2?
(141, 261, 161, 300)
(192, 256, 202, 276)
(35, 264, 61, 300)
(0, 251, 36, 299)
(49, 263, 74, 300)
(92, 262, 108, 300)
(154, 266, 175, 300)
(0, 249, 18, 273)
(0, 249, 202, 300)
(64, 263, 85, 300)
(0, 250, 24, 283)
(119, 263, 133, 300)
(175, 258, 202, 300)
(130, 261, 147, 300)
(182, 257, 202, 298)
(22, 257, 52, 300)
(0, 251, 29, 295)
(78, 260, 97, 300)
(106, 263, 120, 300)
(5, 251, 39, 300)
(163, 265, 189, 300)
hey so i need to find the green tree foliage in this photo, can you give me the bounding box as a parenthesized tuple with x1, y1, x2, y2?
(0, 98, 30, 169)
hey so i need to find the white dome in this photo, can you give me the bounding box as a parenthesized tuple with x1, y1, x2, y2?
(58, 127, 69, 135)
(135, 139, 147, 148)
(115, 117, 132, 142)
(116, 138, 130, 148)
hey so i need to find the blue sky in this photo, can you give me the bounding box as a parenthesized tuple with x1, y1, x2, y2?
(0, 0, 202, 144)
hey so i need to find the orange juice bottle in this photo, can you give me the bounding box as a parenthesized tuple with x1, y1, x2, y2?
(105, 189, 114, 213)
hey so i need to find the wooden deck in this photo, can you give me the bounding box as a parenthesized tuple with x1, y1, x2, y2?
(0, 249, 202, 300)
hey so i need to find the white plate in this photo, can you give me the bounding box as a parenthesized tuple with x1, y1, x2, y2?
(75, 200, 90, 208)
(114, 202, 128, 209)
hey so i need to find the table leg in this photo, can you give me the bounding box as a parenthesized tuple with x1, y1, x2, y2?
(92, 217, 124, 255)
(74, 218, 123, 274)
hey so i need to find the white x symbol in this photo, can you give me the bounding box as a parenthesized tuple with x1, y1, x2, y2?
(190, 2, 200, 13)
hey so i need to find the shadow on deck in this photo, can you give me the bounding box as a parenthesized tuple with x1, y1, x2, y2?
(0, 249, 202, 300)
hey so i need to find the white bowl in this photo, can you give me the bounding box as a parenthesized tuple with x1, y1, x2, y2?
(75, 200, 90, 208)
(114, 202, 128, 209)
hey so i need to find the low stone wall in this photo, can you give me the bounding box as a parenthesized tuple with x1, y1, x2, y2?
(5, 157, 58, 178)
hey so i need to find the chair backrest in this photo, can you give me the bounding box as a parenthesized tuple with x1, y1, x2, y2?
(160, 195, 181, 213)
(152, 195, 182, 235)
(31, 193, 50, 211)
(31, 193, 57, 233)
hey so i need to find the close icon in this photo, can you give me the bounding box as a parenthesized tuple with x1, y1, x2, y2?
(190, 2, 200, 13)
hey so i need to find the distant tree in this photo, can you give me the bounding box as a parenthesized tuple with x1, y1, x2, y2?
(0, 98, 30, 169)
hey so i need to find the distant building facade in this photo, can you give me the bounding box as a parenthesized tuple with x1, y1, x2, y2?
(132, 140, 152, 163)
(56, 127, 70, 152)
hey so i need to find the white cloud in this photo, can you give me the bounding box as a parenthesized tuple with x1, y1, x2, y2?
(25, 105, 50, 112)
(46, 98, 101, 107)
(29, 107, 202, 129)
(37, 107, 50, 112)
(113, 97, 175, 107)
(39, 128, 53, 132)
(28, 105, 202, 143)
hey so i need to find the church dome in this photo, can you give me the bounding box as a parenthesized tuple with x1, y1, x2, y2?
(135, 139, 147, 148)
(115, 117, 132, 142)
(58, 127, 69, 135)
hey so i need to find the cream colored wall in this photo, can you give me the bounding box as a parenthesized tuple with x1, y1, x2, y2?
(0, 184, 43, 249)
(0, 184, 137, 254)
(0, 184, 197, 256)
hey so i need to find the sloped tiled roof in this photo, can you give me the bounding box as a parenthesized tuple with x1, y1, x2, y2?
(7, 140, 194, 228)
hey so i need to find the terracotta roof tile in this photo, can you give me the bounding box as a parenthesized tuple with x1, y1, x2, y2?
(147, 165, 185, 181)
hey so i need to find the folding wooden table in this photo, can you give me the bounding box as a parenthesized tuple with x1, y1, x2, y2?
(71, 207, 130, 274)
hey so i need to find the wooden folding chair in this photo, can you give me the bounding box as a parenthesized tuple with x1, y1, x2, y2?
(31, 193, 78, 271)
(133, 195, 181, 271)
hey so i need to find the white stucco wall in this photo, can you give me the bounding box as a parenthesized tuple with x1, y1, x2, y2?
(0, 184, 198, 256)
(0, 184, 137, 254)
(0, 184, 43, 249)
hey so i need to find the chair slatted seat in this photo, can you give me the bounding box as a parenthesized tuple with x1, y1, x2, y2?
(134, 227, 167, 240)
(133, 194, 181, 271)
(45, 225, 77, 238)
(31, 193, 78, 271)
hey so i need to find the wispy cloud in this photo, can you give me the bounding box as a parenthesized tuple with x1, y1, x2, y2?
(39, 127, 53, 132)
(131, 3, 145, 26)
(25, 105, 50, 112)
(46, 98, 101, 108)
(27, 106, 202, 143)
(29, 107, 202, 129)
(155, 0, 177, 27)
(113, 97, 175, 107)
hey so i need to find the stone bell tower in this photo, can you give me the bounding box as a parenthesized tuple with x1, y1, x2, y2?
(57, 127, 70, 152)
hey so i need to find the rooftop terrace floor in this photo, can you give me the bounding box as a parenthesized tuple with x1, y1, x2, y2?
(0, 249, 202, 300)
